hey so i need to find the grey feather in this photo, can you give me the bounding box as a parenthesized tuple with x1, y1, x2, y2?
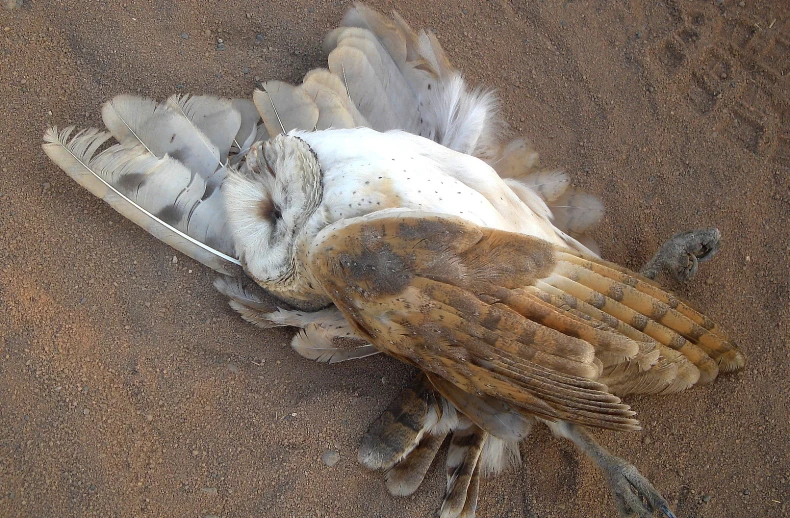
(43, 126, 241, 275)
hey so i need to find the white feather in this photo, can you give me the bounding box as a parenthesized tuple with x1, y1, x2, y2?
(231, 98, 262, 156)
(42, 126, 240, 275)
(291, 328, 379, 363)
(165, 94, 241, 161)
(101, 94, 222, 178)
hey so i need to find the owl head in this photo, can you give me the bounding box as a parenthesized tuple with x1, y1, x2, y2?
(224, 133, 328, 310)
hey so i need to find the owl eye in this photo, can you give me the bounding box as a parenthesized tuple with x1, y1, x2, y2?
(258, 198, 282, 221)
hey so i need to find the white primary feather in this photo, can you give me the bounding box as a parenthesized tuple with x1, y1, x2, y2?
(328, 44, 402, 132)
(301, 69, 359, 130)
(165, 94, 241, 161)
(231, 98, 262, 156)
(42, 126, 241, 275)
(332, 27, 421, 132)
(254, 81, 319, 135)
(101, 94, 223, 178)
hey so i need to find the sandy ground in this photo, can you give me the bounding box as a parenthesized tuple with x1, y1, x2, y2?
(1, 1, 788, 517)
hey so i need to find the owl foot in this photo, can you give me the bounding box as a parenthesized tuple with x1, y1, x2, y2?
(640, 228, 721, 282)
(549, 421, 676, 518)
(598, 455, 676, 518)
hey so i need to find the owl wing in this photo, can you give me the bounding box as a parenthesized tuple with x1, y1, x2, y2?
(42, 95, 261, 276)
(307, 211, 744, 433)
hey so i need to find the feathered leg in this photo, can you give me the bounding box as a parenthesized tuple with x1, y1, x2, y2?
(640, 228, 721, 282)
(358, 373, 449, 471)
(440, 418, 487, 518)
(384, 430, 447, 496)
(547, 421, 676, 518)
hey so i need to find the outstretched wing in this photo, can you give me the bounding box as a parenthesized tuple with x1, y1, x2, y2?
(307, 211, 744, 434)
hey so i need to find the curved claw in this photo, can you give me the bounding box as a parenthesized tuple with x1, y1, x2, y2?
(641, 227, 721, 283)
(606, 460, 676, 518)
(659, 503, 678, 518)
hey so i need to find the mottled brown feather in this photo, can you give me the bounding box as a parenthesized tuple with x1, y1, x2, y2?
(309, 212, 744, 435)
(309, 213, 640, 431)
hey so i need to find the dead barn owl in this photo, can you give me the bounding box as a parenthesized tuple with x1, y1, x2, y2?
(42, 4, 744, 518)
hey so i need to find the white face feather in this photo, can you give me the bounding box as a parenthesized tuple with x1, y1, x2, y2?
(223, 133, 323, 307)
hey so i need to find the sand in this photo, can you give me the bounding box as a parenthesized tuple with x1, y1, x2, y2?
(0, 1, 788, 517)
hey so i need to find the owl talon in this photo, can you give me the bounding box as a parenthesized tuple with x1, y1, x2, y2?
(601, 457, 676, 518)
(640, 228, 721, 282)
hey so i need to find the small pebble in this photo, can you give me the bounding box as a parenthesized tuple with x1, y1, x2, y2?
(216, 43, 225, 51)
(322, 451, 340, 467)
(739, 1, 745, 6)
(83, 408, 90, 415)
(243, 67, 250, 74)
(743, 489, 750, 495)
(42, 182, 51, 190)
(180, 32, 189, 40)
(172, 256, 178, 264)
(702, 494, 712, 503)
(201, 487, 218, 496)
(256, 33, 264, 42)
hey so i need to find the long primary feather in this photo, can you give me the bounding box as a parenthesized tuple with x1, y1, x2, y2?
(253, 81, 319, 135)
(101, 94, 223, 178)
(42, 126, 241, 276)
(231, 99, 261, 156)
(165, 94, 241, 162)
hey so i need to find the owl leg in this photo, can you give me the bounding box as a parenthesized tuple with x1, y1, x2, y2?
(640, 228, 721, 282)
(384, 430, 448, 496)
(548, 421, 676, 518)
(358, 372, 449, 472)
(440, 418, 487, 518)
